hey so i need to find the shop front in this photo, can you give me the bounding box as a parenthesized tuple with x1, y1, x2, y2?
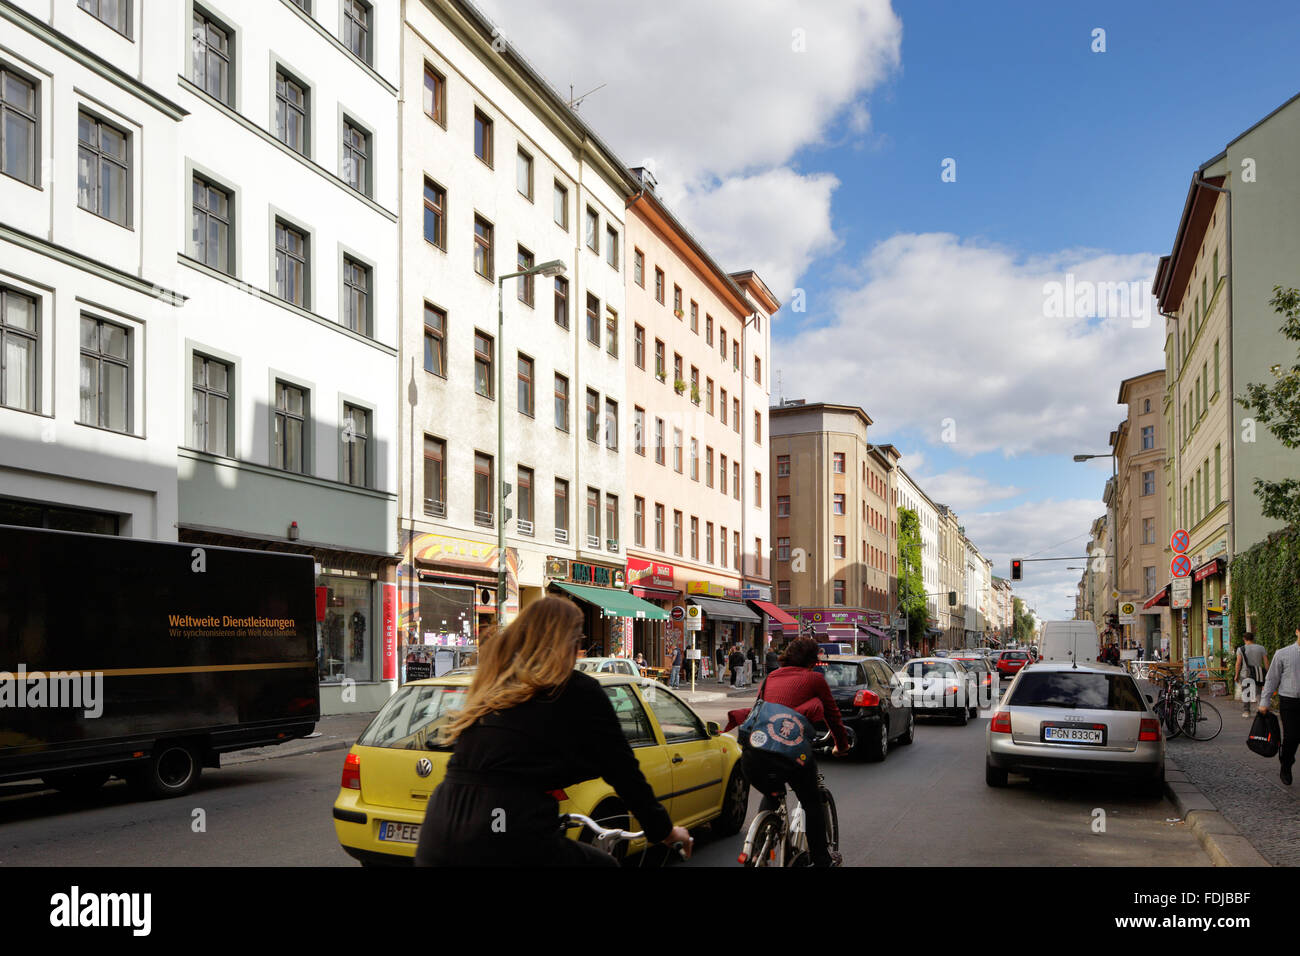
(546, 563, 667, 657)
(1193, 556, 1228, 672)
(793, 608, 870, 652)
(749, 598, 797, 655)
(686, 582, 762, 673)
(626, 557, 680, 669)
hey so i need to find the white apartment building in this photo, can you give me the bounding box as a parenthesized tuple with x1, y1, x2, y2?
(896, 466, 940, 627)
(400, 0, 639, 659)
(0, 0, 402, 716)
(1, 0, 184, 538)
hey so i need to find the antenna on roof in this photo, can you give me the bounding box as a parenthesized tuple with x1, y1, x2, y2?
(776, 370, 783, 407)
(567, 83, 606, 111)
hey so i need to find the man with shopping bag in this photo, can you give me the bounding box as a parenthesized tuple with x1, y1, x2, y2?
(1257, 628, 1300, 786)
(1235, 632, 1269, 717)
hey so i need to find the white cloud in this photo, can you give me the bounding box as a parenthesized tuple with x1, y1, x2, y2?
(912, 469, 1020, 515)
(473, 0, 903, 286)
(775, 232, 1164, 457)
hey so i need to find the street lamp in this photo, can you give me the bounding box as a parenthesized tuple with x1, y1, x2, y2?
(497, 259, 567, 629)
(1073, 450, 1120, 642)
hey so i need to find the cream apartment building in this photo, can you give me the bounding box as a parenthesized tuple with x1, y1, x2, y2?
(897, 466, 942, 639)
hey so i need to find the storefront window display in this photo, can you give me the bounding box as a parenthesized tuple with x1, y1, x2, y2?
(318, 573, 375, 684)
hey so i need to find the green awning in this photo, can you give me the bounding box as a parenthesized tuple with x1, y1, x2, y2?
(551, 582, 669, 620)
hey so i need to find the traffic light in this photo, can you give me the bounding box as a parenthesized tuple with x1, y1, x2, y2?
(948, 590, 957, 606)
(1011, 559, 1022, 580)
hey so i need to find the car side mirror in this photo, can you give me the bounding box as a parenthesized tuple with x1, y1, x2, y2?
(706, 720, 721, 737)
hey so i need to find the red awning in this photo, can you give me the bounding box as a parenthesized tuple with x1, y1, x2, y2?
(1193, 557, 1225, 583)
(632, 585, 680, 601)
(1143, 585, 1170, 610)
(750, 600, 798, 629)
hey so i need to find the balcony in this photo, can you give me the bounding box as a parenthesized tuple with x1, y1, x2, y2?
(586, 534, 601, 549)
(424, 498, 446, 519)
(474, 510, 493, 528)
(517, 519, 534, 537)
(555, 528, 569, 543)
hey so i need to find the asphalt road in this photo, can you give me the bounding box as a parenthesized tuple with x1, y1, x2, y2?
(0, 709, 1208, 866)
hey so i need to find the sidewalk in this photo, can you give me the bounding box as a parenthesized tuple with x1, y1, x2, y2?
(222, 711, 376, 767)
(1162, 690, 1298, 867)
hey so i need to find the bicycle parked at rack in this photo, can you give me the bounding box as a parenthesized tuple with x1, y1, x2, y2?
(1152, 670, 1222, 741)
(737, 771, 840, 867)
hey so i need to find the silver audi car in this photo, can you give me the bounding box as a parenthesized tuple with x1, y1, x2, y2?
(985, 661, 1165, 794)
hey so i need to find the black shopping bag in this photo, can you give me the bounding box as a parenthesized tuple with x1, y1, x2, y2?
(1247, 711, 1280, 758)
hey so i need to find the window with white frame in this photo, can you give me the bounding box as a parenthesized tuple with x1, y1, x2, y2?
(191, 176, 232, 273)
(273, 380, 307, 473)
(191, 9, 231, 104)
(77, 112, 129, 225)
(78, 315, 130, 432)
(342, 0, 371, 64)
(0, 287, 38, 412)
(342, 403, 368, 487)
(191, 353, 230, 455)
(342, 257, 369, 335)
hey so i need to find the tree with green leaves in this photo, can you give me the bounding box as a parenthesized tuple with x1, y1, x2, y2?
(1236, 286, 1300, 527)
(1012, 597, 1035, 645)
(896, 508, 928, 650)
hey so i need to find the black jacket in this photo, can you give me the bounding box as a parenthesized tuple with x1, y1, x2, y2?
(414, 670, 672, 866)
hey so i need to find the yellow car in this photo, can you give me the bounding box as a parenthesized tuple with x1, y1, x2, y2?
(332, 672, 747, 865)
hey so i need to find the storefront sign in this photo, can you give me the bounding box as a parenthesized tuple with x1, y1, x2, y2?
(569, 562, 626, 589)
(544, 556, 570, 579)
(382, 584, 397, 681)
(1193, 559, 1223, 583)
(1171, 576, 1192, 609)
(798, 609, 867, 626)
(627, 558, 674, 589)
(687, 581, 725, 597)
(740, 586, 771, 600)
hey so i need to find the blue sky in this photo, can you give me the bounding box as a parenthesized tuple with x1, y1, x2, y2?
(481, 0, 1300, 616)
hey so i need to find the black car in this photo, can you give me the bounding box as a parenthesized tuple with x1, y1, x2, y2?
(815, 656, 915, 761)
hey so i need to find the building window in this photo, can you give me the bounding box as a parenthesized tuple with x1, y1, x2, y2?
(1140, 425, 1154, 450)
(690, 367, 699, 405)
(721, 526, 728, 567)
(423, 436, 445, 515)
(634, 325, 645, 369)
(190, 354, 229, 455)
(423, 64, 445, 125)
(554, 373, 569, 431)
(705, 378, 714, 415)
(777, 580, 790, 605)
(553, 180, 568, 230)
(733, 462, 740, 499)
(1141, 470, 1155, 496)
(832, 452, 845, 474)
(1142, 517, 1154, 545)
(0, 288, 37, 412)
(654, 268, 664, 304)
(833, 580, 846, 606)
(586, 293, 600, 346)
(78, 0, 129, 36)
(754, 471, 762, 503)
(719, 454, 727, 492)
(834, 536, 845, 559)
(341, 404, 368, 487)
(606, 308, 618, 358)
(720, 327, 727, 359)
(707, 522, 715, 563)
(690, 301, 698, 334)
(555, 479, 568, 538)
(0, 67, 36, 186)
(79, 315, 130, 432)
(673, 510, 683, 556)
(673, 354, 683, 387)
(606, 225, 618, 269)
(341, 120, 370, 195)
(272, 380, 306, 472)
(690, 438, 699, 480)
(585, 206, 599, 253)
(777, 495, 789, 517)
(634, 249, 644, 287)
(191, 9, 231, 104)
(423, 178, 446, 249)
(274, 71, 307, 155)
(77, 112, 128, 225)
(190, 176, 231, 273)
(1143, 398, 1151, 414)
(754, 356, 761, 384)
(606, 495, 619, 548)
(474, 453, 493, 526)
(517, 466, 534, 530)
(553, 276, 569, 329)
(754, 410, 761, 443)
(474, 215, 494, 279)
(474, 108, 493, 166)
(673, 428, 683, 473)
(1144, 566, 1157, 597)
(342, 257, 370, 335)
(733, 398, 741, 433)
(274, 220, 308, 307)
(517, 353, 534, 417)
(655, 418, 665, 465)
(1215, 444, 1222, 504)
(517, 246, 535, 306)
(634, 407, 645, 455)
(587, 488, 601, 543)
(655, 504, 665, 551)
(342, 0, 370, 63)
(634, 496, 645, 547)
(706, 314, 713, 345)
(673, 286, 683, 317)
(424, 303, 446, 377)
(720, 388, 727, 425)
(777, 455, 790, 477)
(833, 493, 845, 515)
(654, 339, 666, 382)
(515, 147, 533, 201)
(474, 330, 494, 398)
(706, 447, 714, 488)
(605, 399, 618, 451)
(586, 389, 599, 443)
(733, 340, 740, 370)
(734, 531, 740, 572)
(777, 537, 790, 562)
(690, 516, 699, 560)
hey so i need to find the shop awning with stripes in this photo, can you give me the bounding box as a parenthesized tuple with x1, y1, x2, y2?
(551, 582, 669, 620)
(856, 624, 889, 640)
(1143, 585, 1170, 609)
(749, 600, 797, 629)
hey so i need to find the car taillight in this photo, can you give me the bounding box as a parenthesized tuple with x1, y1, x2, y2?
(1139, 718, 1160, 742)
(991, 711, 1012, 734)
(341, 752, 361, 790)
(547, 789, 569, 801)
(853, 688, 880, 708)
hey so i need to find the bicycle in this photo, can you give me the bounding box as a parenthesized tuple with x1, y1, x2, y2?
(737, 771, 840, 867)
(1172, 679, 1223, 741)
(560, 813, 692, 866)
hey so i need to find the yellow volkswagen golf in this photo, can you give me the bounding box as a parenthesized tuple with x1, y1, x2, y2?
(332, 673, 747, 865)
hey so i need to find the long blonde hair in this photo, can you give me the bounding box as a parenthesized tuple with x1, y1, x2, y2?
(442, 596, 582, 743)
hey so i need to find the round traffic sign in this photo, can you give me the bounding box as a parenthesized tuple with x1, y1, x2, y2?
(1171, 554, 1192, 578)
(1170, 529, 1189, 553)
(670, 606, 685, 622)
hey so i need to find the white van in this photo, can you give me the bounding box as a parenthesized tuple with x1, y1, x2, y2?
(1038, 620, 1101, 664)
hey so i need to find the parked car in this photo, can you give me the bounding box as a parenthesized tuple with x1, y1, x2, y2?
(333, 673, 746, 865)
(815, 656, 915, 760)
(993, 649, 1032, 681)
(576, 657, 642, 678)
(986, 661, 1165, 794)
(896, 658, 979, 723)
(818, 643, 855, 657)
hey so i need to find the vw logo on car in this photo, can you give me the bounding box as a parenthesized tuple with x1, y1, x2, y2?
(415, 758, 433, 778)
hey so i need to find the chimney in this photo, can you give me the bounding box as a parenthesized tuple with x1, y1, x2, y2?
(630, 165, 657, 193)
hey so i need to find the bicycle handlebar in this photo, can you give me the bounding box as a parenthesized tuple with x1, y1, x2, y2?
(561, 813, 645, 842)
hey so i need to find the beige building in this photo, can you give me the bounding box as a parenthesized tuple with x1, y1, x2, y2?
(1111, 371, 1170, 654)
(936, 504, 966, 650)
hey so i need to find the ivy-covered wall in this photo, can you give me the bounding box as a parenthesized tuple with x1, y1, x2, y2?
(1229, 527, 1300, 653)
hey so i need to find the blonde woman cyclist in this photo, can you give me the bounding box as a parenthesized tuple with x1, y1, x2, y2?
(414, 597, 692, 866)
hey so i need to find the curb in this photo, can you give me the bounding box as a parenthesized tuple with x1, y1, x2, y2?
(223, 738, 353, 766)
(1164, 757, 1271, 867)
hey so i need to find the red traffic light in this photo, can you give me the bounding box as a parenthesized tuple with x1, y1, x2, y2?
(1011, 559, 1023, 580)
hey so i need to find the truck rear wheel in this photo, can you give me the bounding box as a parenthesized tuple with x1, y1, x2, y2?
(131, 742, 202, 798)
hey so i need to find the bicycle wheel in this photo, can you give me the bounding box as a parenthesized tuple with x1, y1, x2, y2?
(1180, 699, 1223, 741)
(744, 814, 785, 868)
(1155, 695, 1182, 739)
(821, 787, 840, 857)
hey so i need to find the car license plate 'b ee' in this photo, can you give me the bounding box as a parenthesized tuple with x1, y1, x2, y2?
(378, 821, 421, 843)
(1042, 724, 1105, 745)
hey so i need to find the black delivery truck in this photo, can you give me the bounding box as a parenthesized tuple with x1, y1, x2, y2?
(0, 524, 320, 798)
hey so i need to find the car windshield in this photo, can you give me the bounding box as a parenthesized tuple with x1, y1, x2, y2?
(358, 684, 468, 750)
(910, 662, 956, 678)
(820, 662, 863, 688)
(1008, 672, 1146, 711)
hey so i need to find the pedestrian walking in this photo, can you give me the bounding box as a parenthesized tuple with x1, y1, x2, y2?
(729, 646, 745, 687)
(670, 646, 683, 689)
(1258, 627, 1300, 786)
(765, 646, 780, 677)
(1236, 632, 1269, 717)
